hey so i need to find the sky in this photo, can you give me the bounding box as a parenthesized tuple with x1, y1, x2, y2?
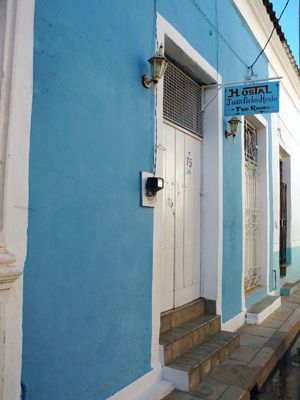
(271, 0, 299, 66)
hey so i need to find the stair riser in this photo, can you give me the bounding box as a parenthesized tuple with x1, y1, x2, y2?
(160, 301, 205, 334)
(189, 335, 240, 391)
(281, 283, 300, 297)
(163, 317, 221, 365)
(163, 335, 240, 392)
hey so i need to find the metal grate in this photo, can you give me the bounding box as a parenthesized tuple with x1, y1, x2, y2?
(244, 121, 258, 162)
(163, 61, 203, 136)
(244, 120, 261, 292)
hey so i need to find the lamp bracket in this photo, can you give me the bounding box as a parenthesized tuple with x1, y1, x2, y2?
(201, 86, 222, 112)
(225, 130, 234, 140)
(142, 74, 152, 89)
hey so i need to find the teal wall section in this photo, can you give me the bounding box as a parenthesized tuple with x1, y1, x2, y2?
(272, 250, 280, 292)
(245, 287, 268, 309)
(22, 0, 274, 398)
(22, 1, 156, 399)
(278, 246, 300, 285)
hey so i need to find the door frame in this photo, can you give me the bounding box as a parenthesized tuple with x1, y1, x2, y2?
(241, 114, 270, 309)
(151, 13, 223, 368)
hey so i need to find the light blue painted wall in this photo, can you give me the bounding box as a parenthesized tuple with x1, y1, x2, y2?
(272, 250, 280, 293)
(22, 0, 274, 398)
(278, 246, 300, 285)
(22, 1, 156, 399)
(245, 287, 268, 309)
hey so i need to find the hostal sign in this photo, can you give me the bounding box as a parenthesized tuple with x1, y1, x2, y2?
(224, 81, 279, 116)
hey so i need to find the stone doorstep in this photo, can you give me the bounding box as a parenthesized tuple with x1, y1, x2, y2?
(245, 295, 281, 325)
(160, 299, 206, 334)
(280, 278, 300, 297)
(160, 314, 221, 365)
(162, 331, 240, 392)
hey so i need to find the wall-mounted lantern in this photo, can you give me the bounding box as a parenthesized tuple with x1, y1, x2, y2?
(225, 116, 242, 142)
(142, 44, 168, 89)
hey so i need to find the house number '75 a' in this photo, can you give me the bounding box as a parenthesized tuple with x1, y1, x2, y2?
(186, 152, 192, 175)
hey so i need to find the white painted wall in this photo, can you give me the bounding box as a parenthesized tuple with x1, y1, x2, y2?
(270, 75, 300, 254)
(0, 1, 34, 398)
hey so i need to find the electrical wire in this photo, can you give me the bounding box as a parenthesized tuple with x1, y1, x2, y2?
(190, 0, 248, 68)
(249, 0, 290, 71)
(190, 0, 290, 77)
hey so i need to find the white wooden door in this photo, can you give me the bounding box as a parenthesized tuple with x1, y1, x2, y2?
(159, 122, 201, 312)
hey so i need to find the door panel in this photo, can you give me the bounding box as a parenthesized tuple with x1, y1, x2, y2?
(160, 122, 201, 312)
(175, 131, 201, 307)
(174, 129, 184, 293)
(159, 124, 176, 312)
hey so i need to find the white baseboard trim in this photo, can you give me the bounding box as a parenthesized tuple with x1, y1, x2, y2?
(135, 379, 174, 400)
(221, 311, 245, 332)
(108, 363, 174, 400)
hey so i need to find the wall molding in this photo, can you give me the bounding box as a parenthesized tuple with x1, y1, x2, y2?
(107, 364, 173, 400)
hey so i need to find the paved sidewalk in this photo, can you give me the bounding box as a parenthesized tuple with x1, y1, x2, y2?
(163, 290, 300, 400)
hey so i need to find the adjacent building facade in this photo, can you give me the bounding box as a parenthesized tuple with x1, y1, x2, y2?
(0, 0, 300, 399)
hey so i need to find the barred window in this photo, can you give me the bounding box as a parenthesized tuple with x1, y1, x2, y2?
(163, 61, 204, 137)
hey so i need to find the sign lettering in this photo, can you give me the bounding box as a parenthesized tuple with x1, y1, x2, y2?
(224, 81, 279, 116)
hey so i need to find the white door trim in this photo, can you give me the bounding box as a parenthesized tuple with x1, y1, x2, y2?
(241, 114, 270, 310)
(152, 13, 223, 368)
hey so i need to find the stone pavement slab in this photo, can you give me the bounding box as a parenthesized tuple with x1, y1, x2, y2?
(218, 385, 250, 400)
(163, 390, 204, 399)
(229, 344, 260, 363)
(192, 378, 228, 399)
(239, 333, 269, 347)
(207, 359, 258, 390)
(238, 324, 277, 338)
(260, 317, 284, 329)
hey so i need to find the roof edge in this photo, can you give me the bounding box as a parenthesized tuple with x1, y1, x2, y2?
(263, 0, 300, 79)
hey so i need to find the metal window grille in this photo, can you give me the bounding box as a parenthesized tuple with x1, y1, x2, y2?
(244, 120, 262, 291)
(163, 61, 203, 136)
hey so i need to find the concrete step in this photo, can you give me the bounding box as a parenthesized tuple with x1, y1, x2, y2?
(246, 295, 281, 325)
(160, 299, 206, 334)
(281, 278, 300, 296)
(160, 314, 221, 365)
(162, 331, 240, 392)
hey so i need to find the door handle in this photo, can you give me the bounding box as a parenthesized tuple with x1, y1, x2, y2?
(168, 198, 174, 208)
